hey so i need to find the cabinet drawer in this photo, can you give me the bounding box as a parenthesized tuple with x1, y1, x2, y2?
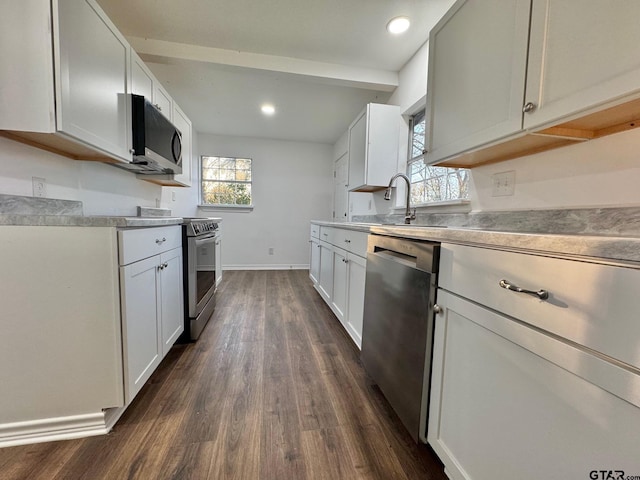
(310, 223, 320, 239)
(333, 229, 368, 258)
(319, 226, 334, 244)
(439, 243, 640, 370)
(118, 225, 182, 265)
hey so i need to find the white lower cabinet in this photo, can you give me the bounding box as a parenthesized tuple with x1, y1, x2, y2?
(159, 248, 185, 355)
(0, 223, 184, 447)
(429, 245, 640, 480)
(344, 253, 366, 348)
(318, 240, 334, 302)
(309, 223, 368, 348)
(120, 256, 162, 403)
(309, 237, 321, 284)
(331, 247, 348, 325)
(118, 226, 184, 404)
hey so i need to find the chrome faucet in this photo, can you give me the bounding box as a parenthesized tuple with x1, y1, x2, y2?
(384, 173, 416, 224)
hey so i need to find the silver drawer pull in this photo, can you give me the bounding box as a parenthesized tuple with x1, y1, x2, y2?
(156, 237, 166, 244)
(499, 279, 549, 300)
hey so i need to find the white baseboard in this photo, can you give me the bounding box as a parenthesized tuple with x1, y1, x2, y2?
(223, 264, 309, 271)
(0, 412, 113, 448)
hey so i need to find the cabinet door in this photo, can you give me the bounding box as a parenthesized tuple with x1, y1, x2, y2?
(345, 253, 366, 349)
(331, 247, 348, 325)
(159, 248, 184, 357)
(347, 111, 366, 190)
(309, 237, 321, 285)
(524, 0, 640, 130)
(333, 152, 349, 221)
(429, 290, 640, 480)
(153, 84, 172, 121)
(425, 0, 531, 163)
(172, 104, 192, 185)
(55, 0, 131, 161)
(317, 241, 334, 302)
(131, 50, 154, 100)
(120, 255, 161, 403)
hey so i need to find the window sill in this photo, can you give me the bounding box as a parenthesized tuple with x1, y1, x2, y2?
(198, 204, 254, 213)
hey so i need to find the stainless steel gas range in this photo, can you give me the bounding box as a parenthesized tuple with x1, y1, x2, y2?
(180, 217, 221, 341)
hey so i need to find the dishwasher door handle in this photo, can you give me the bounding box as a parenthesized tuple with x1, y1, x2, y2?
(372, 249, 418, 269)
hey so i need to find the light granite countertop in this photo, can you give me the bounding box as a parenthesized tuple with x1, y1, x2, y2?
(0, 214, 184, 227)
(311, 220, 640, 265)
(0, 194, 184, 228)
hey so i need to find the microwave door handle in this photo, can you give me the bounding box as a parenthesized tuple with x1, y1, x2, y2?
(171, 131, 182, 163)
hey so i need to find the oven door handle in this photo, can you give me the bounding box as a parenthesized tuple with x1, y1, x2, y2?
(194, 234, 218, 247)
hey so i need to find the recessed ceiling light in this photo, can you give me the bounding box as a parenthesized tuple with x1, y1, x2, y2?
(387, 16, 410, 35)
(261, 104, 275, 115)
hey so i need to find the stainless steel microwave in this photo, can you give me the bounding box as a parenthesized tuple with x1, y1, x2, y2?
(130, 94, 182, 174)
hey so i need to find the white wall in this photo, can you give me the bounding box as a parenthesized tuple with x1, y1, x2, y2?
(197, 134, 333, 269)
(0, 136, 162, 215)
(470, 128, 640, 211)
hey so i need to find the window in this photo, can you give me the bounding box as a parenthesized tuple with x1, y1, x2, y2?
(407, 110, 469, 205)
(201, 156, 252, 206)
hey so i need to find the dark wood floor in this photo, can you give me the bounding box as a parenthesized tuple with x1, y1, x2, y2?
(0, 270, 447, 480)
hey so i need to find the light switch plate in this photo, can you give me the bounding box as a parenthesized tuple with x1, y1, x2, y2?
(492, 171, 516, 196)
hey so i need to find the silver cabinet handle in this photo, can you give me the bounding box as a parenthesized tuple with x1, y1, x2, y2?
(156, 237, 166, 244)
(523, 102, 537, 113)
(499, 279, 548, 300)
(154, 103, 162, 111)
(433, 304, 443, 315)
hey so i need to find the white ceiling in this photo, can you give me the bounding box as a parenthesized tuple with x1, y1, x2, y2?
(97, 0, 453, 144)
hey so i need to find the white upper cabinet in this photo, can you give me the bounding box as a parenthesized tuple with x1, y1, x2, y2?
(523, 0, 640, 130)
(172, 103, 193, 186)
(427, 0, 640, 167)
(426, 0, 531, 164)
(56, 0, 131, 161)
(0, 0, 131, 163)
(347, 103, 400, 192)
(131, 50, 154, 101)
(153, 84, 173, 121)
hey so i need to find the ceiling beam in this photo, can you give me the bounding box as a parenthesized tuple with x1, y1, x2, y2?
(128, 37, 398, 92)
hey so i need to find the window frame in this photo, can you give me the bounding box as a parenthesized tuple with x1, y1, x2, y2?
(199, 156, 254, 211)
(406, 109, 470, 208)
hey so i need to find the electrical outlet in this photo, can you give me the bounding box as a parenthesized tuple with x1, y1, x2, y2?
(32, 177, 46, 198)
(268, 247, 274, 255)
(492, 171, 516, 197)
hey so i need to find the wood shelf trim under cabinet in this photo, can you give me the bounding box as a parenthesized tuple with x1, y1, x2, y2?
(435, 97, 640, 169)
(0, 130, 122, 163)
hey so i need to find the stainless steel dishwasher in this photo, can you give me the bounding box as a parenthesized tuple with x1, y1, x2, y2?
(361, 234, 440, 443)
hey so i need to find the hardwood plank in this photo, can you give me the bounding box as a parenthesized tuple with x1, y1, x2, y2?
(260, 375, 307, 480)
(300, 427, 360, 480)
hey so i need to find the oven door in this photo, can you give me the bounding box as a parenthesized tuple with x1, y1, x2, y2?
(187, 232, 218, 317)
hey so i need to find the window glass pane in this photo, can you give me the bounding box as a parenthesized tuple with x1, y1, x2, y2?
(406, 110, 469, 205)
(201, 156, 253, 206)
(411, 112, 426, 160)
